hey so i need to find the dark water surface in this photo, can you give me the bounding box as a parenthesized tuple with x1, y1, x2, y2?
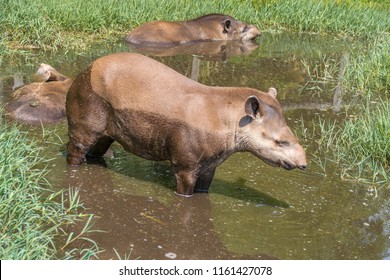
(1, 33, 389, 259)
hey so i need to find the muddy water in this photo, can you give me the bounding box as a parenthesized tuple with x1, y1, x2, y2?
(1, 33, 389, 259)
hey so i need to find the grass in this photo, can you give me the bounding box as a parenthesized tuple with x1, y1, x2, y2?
(302, 99, 390, 185)
(344, 36, 390, 97)
(337, 99, 389, 184)
(0, 111, 101, 259)
(0, 0, 388, 51)
(298, 29, 389, 185)
(253, 0, 390, 37)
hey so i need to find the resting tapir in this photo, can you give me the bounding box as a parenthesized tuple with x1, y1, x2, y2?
(66, 53, 306, 197)
(5, 64, 72, 124)
(125, 14, 260, 46)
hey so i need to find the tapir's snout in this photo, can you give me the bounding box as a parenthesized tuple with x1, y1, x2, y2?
(241, 25, 261, 41)
(294, 143, 307, 171)
(279, 142, 307, 171)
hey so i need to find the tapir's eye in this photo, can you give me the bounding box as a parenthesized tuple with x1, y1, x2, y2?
(275, 140, 289, 147)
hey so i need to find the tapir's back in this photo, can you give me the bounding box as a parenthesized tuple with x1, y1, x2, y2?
(89, 53, 206, 111)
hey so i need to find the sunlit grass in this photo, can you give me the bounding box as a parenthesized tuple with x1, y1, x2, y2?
(344, 36, 390, 97)
(0, 0, 388, 51)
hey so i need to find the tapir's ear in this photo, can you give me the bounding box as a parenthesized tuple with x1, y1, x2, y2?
(267, 87, 277, 98)
(223, 19, 231, 34)
(36, 64, 53, 82)
(36, 64, 67, 82)
(43, 71, 58, 82)
(245, 95, 260, 119)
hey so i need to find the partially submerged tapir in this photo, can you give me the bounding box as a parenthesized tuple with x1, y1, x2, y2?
(66, 53, 306, 197)
(125, 14, 260, 46)
(6, 64, 72, 124)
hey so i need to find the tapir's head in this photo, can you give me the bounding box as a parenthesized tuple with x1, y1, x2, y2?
(238, 88, 307, 171)
(198, 14, 260, 41)
(220, 16, 260, 41)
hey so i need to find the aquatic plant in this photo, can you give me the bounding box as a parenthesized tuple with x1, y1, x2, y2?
(0, 111, 101, 259)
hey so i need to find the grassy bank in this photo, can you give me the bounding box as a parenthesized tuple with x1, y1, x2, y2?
(0, 112, 100, 259)
(300, 33, 389, 185)
(0, 0, 388, 50)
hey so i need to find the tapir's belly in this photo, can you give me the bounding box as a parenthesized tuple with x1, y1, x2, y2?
(107, 109, 181, 161)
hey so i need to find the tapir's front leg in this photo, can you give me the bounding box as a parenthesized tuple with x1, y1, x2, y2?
(174, 169, 197, 197)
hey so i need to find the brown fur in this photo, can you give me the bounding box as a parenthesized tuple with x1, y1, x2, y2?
(125, 14, 260, 46)
(66, 53, 306, 197)
(5, 64, 72, 124)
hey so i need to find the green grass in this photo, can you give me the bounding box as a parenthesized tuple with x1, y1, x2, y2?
(344, 36, 390, 97)
(303, 99, 390, 185)
(253, 0, 390, 36)
(298, 31, 389, 185)
(0, 0, 388, 50)
(337, 99, 390, 184)
(0, 111, 101, 259)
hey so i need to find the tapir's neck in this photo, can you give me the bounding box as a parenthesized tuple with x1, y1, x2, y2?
(197, 86, 260, 154)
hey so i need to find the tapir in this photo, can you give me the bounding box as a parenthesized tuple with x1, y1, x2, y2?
(5, 64, 72, 124)
(66, 53, 306, 197)
(125, 14, 260, 46)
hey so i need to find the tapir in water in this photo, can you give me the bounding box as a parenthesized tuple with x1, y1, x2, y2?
(6, 64, 72, 124)
(66, 53, 306, 197)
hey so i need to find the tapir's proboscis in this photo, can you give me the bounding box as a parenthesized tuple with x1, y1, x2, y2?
(66, 53, 307, 197)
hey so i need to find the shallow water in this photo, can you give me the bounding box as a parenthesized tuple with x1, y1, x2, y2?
(1, 33, 389, 259)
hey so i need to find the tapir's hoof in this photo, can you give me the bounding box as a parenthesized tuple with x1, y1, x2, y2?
(174, 192, 194, 198)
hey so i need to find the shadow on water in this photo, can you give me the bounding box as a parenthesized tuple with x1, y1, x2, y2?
(87, 151, 290, 209)
(65, 161, 276, 260)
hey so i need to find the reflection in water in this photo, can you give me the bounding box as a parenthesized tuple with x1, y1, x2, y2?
(1, 33, 389, 259)
(333, 52, 349, 112)
(126, 40, 259, 61)
(190, 56, 200, 81)
(12, 73, 24, 90)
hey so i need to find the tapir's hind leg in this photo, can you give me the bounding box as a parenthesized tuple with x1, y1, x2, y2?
(66, 71, 112, 166)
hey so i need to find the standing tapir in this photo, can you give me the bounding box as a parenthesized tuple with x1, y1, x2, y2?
(66, 53, 306, 197)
